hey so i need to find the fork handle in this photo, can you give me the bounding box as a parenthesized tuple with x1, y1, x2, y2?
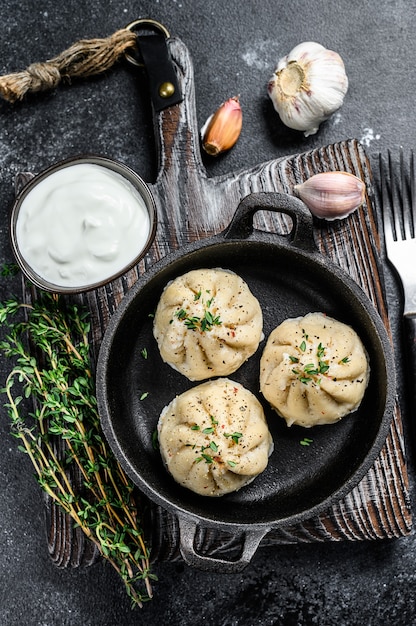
(404, 315, 416, 406)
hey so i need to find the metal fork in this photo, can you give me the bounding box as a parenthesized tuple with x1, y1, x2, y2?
(380, 149, 416, 384)
(380, 150, 416, 311)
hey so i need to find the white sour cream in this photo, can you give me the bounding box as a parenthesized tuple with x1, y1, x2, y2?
(15, 163, 152, 289)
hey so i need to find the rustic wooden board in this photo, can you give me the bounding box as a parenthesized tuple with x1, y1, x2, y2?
(20, 37, 412, 567)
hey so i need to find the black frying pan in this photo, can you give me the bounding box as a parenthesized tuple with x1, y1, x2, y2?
(96, 192, 395, 572)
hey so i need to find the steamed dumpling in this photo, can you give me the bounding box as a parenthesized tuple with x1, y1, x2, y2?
(260, 312, 370, 427)
(153, 268, 263, 381)
(158, 378, 273, 496)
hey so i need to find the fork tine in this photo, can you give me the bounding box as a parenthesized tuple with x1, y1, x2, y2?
(388, 149, 403, 241)
(411, 150, 416, 237)
(378, 153, 392, 241)
(379, 152, 394, 244)
(400, 147, 414, 240)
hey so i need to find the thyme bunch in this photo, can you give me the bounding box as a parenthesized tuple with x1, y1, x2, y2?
(0, 292, 155, 607)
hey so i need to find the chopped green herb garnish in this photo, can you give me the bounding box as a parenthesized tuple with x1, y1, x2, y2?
(300, 438, 314, 446)
(200, 310, 222, 332)
(191, 424, 200, 431)
(152, 429, 159, 450)
(139, 392, 149, 400)
(227, 460, 238, 467)
(176, 309, 187, 320)
(202, 427, 214, 435)
(209, 441, 219, 453)
(184, 316, 200, 330)
(291, 338, 332, 385)
(224, 432, 243, 444)
(140, 348, 148, 359)
(174, 296, 222, 332)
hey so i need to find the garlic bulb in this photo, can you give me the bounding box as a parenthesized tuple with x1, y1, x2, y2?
(294, 172, 365, 220)
(268, 42, 348, 137)
(201, 96, 243, 156)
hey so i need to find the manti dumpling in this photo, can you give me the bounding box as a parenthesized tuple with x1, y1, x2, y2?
(158, 378, 273, 496)
(260, 312, 370, 427)
(153, 268, 263, 381)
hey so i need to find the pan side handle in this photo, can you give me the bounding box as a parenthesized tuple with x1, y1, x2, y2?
(223, 191, 317, 252)
(177, 517, 269, 573)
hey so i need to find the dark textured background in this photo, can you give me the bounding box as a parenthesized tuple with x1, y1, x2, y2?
(1, 1, 415, 625)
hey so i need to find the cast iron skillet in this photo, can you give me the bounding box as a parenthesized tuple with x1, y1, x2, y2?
(96, 192, 395, 572)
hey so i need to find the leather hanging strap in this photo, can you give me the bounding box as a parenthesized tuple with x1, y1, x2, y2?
(137, 34, 183, 111)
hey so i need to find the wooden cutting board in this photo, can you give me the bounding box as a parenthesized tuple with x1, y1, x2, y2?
(20, 37, 412, 567)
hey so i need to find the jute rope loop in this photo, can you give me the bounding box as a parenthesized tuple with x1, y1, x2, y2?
(0, 28, 137, 103)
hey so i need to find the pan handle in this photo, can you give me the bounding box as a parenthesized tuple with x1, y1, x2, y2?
(223, 191, 316, 252)
(177, 516, 269, 572)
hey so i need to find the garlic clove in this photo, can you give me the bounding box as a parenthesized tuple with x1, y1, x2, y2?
(268, 42, 348, 137)
(201, 96, 243, 156)
(294, 172, 365, 220)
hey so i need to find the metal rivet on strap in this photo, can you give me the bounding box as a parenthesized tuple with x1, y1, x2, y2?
(159, 82, 175, 98)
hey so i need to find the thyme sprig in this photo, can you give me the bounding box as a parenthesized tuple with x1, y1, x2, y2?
(0, 293, 155, 608)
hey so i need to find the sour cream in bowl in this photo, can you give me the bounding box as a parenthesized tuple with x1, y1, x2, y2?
(10, 156, 157, 293)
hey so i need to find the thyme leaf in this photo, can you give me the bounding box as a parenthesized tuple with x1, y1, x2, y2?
(0, 263, 19, 277)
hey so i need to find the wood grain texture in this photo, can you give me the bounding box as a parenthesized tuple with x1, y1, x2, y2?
(18, 37, 412, 568)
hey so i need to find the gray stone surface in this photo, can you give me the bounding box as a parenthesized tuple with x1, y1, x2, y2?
(0, 1, 415, 624)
